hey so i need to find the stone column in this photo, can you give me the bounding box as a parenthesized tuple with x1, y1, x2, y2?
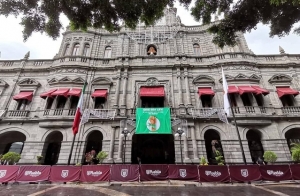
(117, 137, 123, 161)
(177, 68, 183, 105)
(179, 33, 184, 54)
(174, 38, 178, 54)
(108, 126, 117, 162)
(183, 136, 189, 161)
(113, 69, 121, 108)
(184, 67, 192, 106)
(120, 69, 128, 116)
(190, 126, 199, 161)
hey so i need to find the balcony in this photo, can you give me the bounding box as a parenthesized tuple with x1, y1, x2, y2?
(42, 109, 76, 117)
(281, 106, 300, 115)
(6, 110, 30, 118)
(232, 106, 272, 115)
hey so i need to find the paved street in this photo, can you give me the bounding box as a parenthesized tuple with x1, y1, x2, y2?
(1, 183, 300, 196)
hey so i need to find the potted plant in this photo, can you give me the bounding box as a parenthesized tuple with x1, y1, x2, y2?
(36, 155, 43, 165)
(1, 152, 21, 165)
(263, 151, 277, 164)
(291, 143, 300, 163)
(215, 150, 225, 165)
(200, 156, 208, 166)
(96, 151, 108, 164)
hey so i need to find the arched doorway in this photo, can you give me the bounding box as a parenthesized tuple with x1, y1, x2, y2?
(0, 131, 26, 155)
(131, 134, 175, 164)
(285, 128, 300, 152)
(204, 129, 224, 165)
(42, 131, 63, 165)
(85, 131, 103, 164)
(247, 129, 264, 163)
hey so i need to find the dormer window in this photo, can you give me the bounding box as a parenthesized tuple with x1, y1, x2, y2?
(72, 43, 80, 56)
(193, 44, 200, 55)
(104, 46, 112, 58)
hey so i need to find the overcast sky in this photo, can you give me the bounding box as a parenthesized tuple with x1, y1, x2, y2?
(0, 4, 299, 60)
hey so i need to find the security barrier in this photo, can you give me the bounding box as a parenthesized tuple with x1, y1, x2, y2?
(0, 164, 300, 183)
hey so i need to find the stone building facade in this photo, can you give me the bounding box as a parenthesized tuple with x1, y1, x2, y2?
(0, 8, 300, 165)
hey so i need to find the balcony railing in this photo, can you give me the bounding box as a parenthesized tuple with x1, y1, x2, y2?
(7, 110, 30, 117)
(43, 109, 76, 117)
(231, 106, 271, 115)
(281, 106, 300, 114)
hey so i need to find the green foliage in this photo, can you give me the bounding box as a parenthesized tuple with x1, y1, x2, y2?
(96, 151, 108, 164)
(200, 156, 208, 165)
(75, 162, 82, 166)
(291, 143, 300, 162)
(1, 152, 21, 165)
(214, 150, 225, 165)
(263, 151, 278, 163)
(36, 155, 43, 165)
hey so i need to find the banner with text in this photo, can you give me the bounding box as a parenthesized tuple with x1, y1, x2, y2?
(259, 165, 292, 181)
(16, 166, 51, 182)
(80, 165, 110, 182)
(136, 108, 171, 134)
(0, 166, 19, 183)
(140, 164, 168, 181)
(199, 166, 230, 182)
(49, 166, 81, 182)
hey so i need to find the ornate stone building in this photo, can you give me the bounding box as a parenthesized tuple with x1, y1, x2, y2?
(0, 8, 300, 165)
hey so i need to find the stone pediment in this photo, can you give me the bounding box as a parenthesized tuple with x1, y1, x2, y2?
(92, 77, 112, 86)
(268, 74, 292, 84)
(145, 77, 160, 86)
(18, 78, 40, 87)
(219, 74, 260, 83)
(48, 77, 85, 85)
(193, 75, 215, 85)
(0, 79, 8, 88)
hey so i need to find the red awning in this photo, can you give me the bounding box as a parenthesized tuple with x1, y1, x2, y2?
(91, 89, 108, 98)
(276, 87, 299, 98)
(40, 89, 57, 99)
(140, 86, 165, 97)
(67, 88, 81, 97)
(238, 86, 257, 95)
(252, 86, 269, 95)
(228, 86, 239, 94)
(198, 88, 215, 97)
(51, 88, 70, 97)
(13, 91, 33, 101)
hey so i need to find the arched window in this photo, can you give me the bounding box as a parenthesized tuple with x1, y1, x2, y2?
(72, 43, 80, 56)
(63, 44, 70, 56)
(104, 46, 112, 58)
(193, 44, 201, 55)
(83, 44, 90, 56)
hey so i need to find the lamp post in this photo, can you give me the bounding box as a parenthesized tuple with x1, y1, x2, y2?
(121, 127, 130, 164)
(175, 127, 185, 164)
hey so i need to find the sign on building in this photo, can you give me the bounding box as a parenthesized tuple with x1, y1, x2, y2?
(136, 108, 171, 134)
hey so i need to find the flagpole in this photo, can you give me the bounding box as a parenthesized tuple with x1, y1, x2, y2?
(227, 94, 247, 165)
(67, 134, 77, 165)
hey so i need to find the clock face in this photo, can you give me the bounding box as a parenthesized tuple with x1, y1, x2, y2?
(126, 8, 181, 44)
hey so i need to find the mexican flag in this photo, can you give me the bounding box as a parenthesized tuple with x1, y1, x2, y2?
(72, 82, 87, 135)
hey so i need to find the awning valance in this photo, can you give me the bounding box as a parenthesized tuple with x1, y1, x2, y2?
(198, 88, 215, 97)
(67, 88, 81, 97)
(140, 86, 165, 97)
(13, 91, 33, 101)
(91, 89, 108, 98)
(40, 89, 57, 99)
(228, 86, 239, 94)
(276, 87, 299, 98)
(238, 86, 257, 95)
(51, 88, 70, 97)
(252, 86, 269, 95)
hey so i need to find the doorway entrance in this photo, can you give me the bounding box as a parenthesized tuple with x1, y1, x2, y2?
(42, 131, 63, 165)
(131, 134, 175, 164)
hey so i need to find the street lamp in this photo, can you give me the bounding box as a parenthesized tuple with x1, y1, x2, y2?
(175, 127, 185, 164)
(120, 127, 130, 164)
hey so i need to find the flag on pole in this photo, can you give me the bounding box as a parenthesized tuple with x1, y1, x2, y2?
(222, 67, 230, 116)
(72, 82, 87, 135)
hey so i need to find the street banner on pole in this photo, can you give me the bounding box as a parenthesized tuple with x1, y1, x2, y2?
(136, 108, 171, 134)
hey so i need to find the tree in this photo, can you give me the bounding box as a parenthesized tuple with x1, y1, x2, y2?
(1, 1, 299, 47)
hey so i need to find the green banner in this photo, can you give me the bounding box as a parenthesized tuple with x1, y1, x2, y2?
(136, 108, 171, 134)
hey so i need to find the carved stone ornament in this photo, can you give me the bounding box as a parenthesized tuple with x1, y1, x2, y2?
(73, 37, 83, 41)
(219, 74, 260, 83)
(192, 38, 200, 43)
(23, 51, 30, 60)
(85, 37, 93, 42)
(223, 65, 254, 71)
(0, 79, 8, 87)
(105, 40, 113, 45)
(48, 77, 85, 85)
(18, 78, 40, 87)
(268, 74, 292, 84)
(279, 46, 286, 54)
(52, 68, 87, 74)
(65, 37, 72, 42)
(193, 75, 215, 85)
(146, 77, 159, 86)
(92, 77, 112, 86)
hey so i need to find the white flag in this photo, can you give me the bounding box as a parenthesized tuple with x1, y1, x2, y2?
(222, 67, 230, 118)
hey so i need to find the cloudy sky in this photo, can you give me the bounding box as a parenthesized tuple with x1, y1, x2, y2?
(0, 4, 299, 60)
